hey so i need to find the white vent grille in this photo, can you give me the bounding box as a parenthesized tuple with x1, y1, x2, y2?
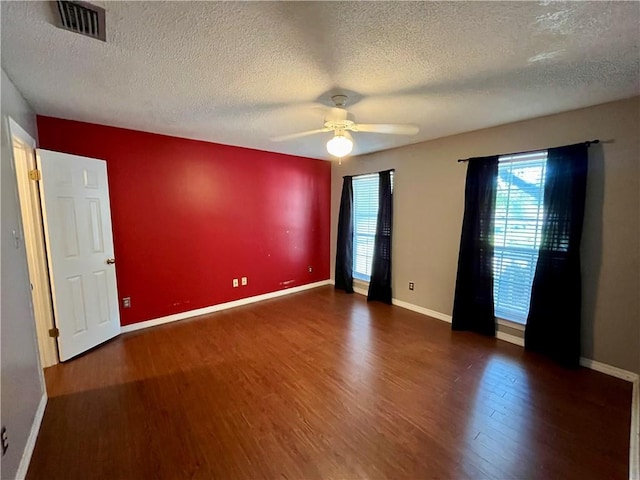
(54, 1, 106, 41)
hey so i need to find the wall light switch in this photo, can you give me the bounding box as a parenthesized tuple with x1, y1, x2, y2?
(241, 277, 247, 286)
(12, 230, 20, 249)
(233, 278, 239, 288)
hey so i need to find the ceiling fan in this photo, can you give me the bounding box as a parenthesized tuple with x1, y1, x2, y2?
(272, 95, 419, 159)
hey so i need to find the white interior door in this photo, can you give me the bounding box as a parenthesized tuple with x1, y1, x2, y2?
(37, 149, 120, 361)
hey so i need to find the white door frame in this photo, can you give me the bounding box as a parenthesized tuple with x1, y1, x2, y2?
(8, 117, 59, 367)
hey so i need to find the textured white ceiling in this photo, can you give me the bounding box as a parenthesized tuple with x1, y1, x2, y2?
(2, 1, 639, 160)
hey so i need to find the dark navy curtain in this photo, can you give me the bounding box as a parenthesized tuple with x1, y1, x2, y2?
(335, 176, 354, 293)
(452, 156, 499, 336)
(367, 170, 393, 304)
(525, 143, 589, 367)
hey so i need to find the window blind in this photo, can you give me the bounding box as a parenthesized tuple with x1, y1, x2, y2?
(353, 174, 379, 281)
(493, 151, 548, 324)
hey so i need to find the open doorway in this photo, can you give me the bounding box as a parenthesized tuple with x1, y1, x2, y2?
(8, 117, 58, 367)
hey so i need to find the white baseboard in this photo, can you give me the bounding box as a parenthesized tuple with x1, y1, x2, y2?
(353, 286, 368, 296)
(16, 392, 47, 480)
(344, 281, 455, 324)
(391, 298, 453, 323)
(630, 377, 639, 480)
(579, 358, 639, 383)
(496, 331, 525, 347)
(391, 300, 524, 346)
(120, 280, 332, 334)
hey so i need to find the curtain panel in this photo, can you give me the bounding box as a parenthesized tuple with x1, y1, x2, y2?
(525, 143, 589, 367)
(367, 170, 394, 304)
(335, 176, 354, 293)
(452, 156, 499, 336)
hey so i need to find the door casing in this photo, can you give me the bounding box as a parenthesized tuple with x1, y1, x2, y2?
(8, 117, 58, 368)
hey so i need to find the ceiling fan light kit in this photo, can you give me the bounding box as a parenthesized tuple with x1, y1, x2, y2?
(272, 94, 419, 160)
(326, 131, 353, 158)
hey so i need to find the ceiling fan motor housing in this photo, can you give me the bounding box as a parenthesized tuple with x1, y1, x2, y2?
(324, 119, 356, 131)
(331, 95, 348, 108)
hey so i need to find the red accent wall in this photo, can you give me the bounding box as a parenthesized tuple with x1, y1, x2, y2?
(37, 116, 331, 326)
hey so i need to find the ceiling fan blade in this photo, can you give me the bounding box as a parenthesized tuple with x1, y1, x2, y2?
(271, 128, 330, 142)
(353, 124, 419, 135)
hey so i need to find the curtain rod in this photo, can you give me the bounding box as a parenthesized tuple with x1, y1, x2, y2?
(343, 168, 395, 179)
(456, 140, 600, 163)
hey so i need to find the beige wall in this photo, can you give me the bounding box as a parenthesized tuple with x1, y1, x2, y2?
(331, 97, 640, 374)
(1, 69, 44, 479)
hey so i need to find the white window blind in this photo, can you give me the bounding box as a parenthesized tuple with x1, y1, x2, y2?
(493, 151, 547, 324)
(353, 174, 379, 281)
(352, 172, 393, 281)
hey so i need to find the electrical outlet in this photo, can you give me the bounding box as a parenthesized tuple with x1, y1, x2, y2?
(409, 282, 415, 291)
(1, 426, 8, 456)
(308, 265, 313, 273)
(241, 277, 247, 286)
(122, 297, 131, 308)
(233, 278, 239, 288)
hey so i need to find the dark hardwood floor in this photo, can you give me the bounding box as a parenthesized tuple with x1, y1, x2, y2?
(28, 286, 631, 479)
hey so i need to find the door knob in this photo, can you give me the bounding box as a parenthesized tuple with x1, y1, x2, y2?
(106, 258, 116, 265)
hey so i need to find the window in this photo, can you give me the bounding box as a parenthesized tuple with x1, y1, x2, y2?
(493, 151, 547, 324)
(353, 174, 378, 281)
(352, 172, 393, 281)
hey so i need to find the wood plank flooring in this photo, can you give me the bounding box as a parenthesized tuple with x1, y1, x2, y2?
(28, 286, 631, 479)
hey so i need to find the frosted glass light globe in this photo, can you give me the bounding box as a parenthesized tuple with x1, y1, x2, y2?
(326, 134, 353, 157)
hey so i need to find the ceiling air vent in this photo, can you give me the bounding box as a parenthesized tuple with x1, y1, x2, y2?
(53, 1, 106, 41)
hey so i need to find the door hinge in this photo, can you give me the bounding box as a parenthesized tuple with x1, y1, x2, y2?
(29, 169, 42, 181)
(48, 327, 59, 338)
